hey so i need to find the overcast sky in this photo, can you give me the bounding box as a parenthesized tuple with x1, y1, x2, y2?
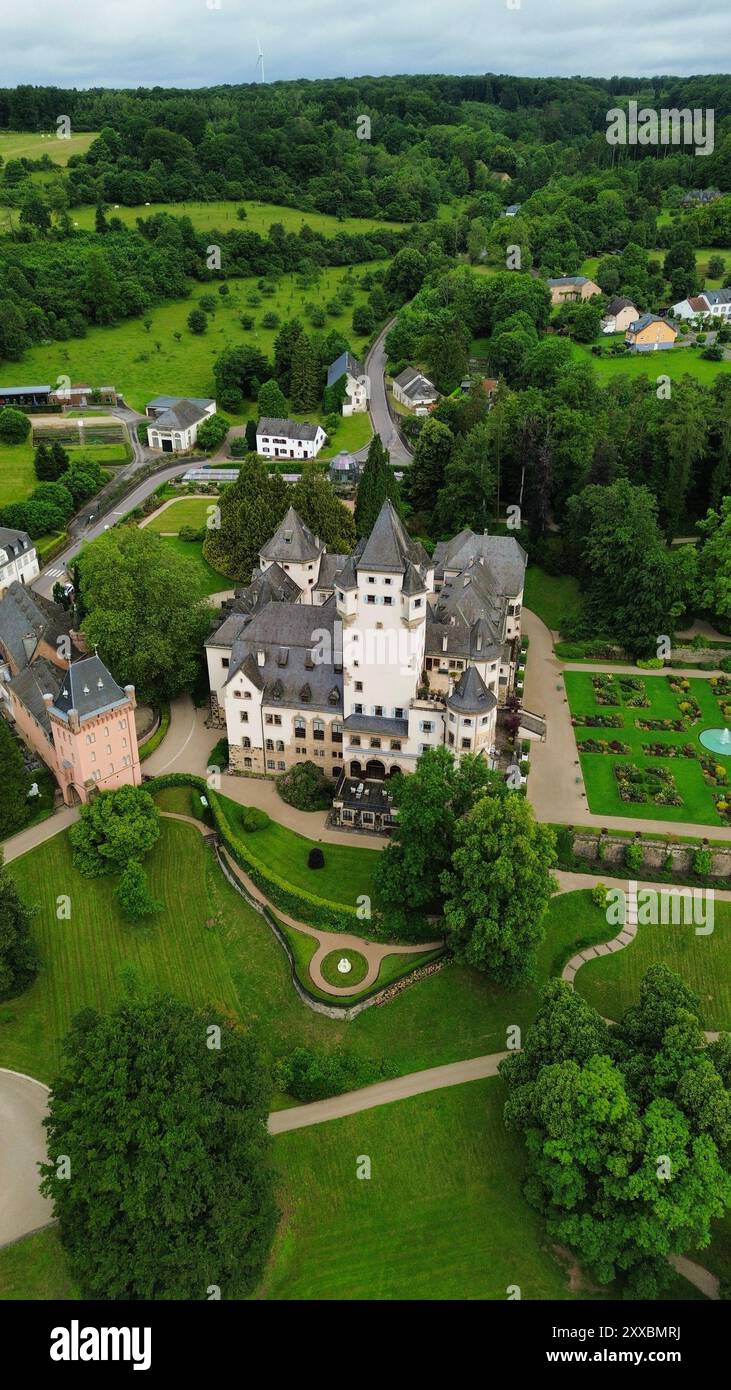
(2, 0, 729, 89)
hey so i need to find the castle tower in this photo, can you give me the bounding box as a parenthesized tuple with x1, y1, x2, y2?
(47, 655, 141, 805)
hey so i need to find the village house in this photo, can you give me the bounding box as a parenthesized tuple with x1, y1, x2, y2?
(256, 417, 326, 459)
(326, 351, 368, 414)
(0, 582, 141, 805)
(625, 314, 678, 351)
(145, 396, 215, 452)
(391, 366, 440, 413)
(601, 296, 638, 334)
(0, 527, 39, 598)
(206, 501, 526, 832)
(681, 188, 721, 207)
(547, 275, 601, 306)
(672, 288, 731, 323)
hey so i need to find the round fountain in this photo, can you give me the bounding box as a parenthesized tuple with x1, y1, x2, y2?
(337, 957, 352, 975)
(699, 727, 731, 756)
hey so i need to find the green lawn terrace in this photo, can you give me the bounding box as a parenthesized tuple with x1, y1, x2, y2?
(568, 338, 731, 386)
(566, 669, 731, 827)
(0, 261, 388, 415)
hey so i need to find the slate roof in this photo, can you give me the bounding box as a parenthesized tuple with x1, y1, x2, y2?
(628, 314, 676, 333)
(257, 417, 322, 442)
(432, 530, 527, 595)
(7, 657, 62, 736)
(357, 500, 431, 575)
(393, 366, 439, 401)
(52, 655, 129, 721)
(0, 527, 34, 561)
(701, 289, 731, 307)
(342, 713, 409, 737)
(446, 665, 497, 715)
(327, 352, 365, 386)
(333, 555, 358, 591)
(225, 598, 343, 712)
(604, 296, 637, 316)
(149, 399, 211, 431)
(547, 275, 590, 287)
(260, 507, 322, 564)
(0, 582, 75, 672)
(147, 395, 214, 412)
(315, 553, 349, 590)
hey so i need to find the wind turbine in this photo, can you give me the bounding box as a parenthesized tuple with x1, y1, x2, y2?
(255, 38, 265, 83)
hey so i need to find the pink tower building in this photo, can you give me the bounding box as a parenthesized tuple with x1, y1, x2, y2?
(44, 655, 141, 805)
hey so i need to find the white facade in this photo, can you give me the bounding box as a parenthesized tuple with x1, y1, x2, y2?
(0, 530, 39, 597)
(145, 397, 216, 453)
(342, 373, 368, 416)
(256, 420, 326, 459)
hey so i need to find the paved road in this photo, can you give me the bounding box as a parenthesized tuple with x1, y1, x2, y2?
(32, 459, 200, 598)
(364, 319, 413, 466)
(0, 1070, 52, 1248)
(268, 1051, 507, 1133)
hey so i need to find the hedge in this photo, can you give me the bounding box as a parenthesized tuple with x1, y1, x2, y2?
(144, 773, 360, 931)
(139, 704, 171, 762)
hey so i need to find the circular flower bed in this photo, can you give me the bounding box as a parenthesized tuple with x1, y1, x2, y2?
(318, 949, 370, 988)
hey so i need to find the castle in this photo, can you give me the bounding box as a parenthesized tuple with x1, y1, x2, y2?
(0, 582, 141, 806)
(206, 500, 526, 832)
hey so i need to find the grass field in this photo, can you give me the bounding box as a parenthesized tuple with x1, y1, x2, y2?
(524, 566, 583, 633)
(0, 130, 98, 165)
(143, 497, 220, 533)
(261, 1077, 701, 1301)
(566, 669, 730, 826)
(0, 263, 387, 414)
(158, 536, 230, 599)
(70, 198, 405, 239)
(569, 340, 731, 386)
(577, 902, 731, 1032)
(0, 439, 129, 510)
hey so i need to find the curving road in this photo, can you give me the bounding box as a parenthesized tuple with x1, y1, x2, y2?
(364, 319, 413, 466)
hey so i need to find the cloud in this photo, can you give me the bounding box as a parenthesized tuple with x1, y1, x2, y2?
(0, 0, 728, 88)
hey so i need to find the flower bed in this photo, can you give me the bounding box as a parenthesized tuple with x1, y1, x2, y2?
(592, 674, 620, 706)
(571, 713, 624, 728)
(640, 743, 697, 759)
(577, 738, 631, 754)
(618, 676, 649, 707)
(635, 717, 686, 732)
(613, 762, 683, 807)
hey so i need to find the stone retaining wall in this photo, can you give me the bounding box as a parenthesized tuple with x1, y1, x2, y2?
(572, 831, 731, 879)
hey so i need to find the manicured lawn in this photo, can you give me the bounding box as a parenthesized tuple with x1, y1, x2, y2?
(565, 669, 731, 826)
(569, 339, 731, 387)
(217, 792, 379, 910)
(71, 198, 405, 238)
(298, 409, 372, 459)
(577, 901, 731, 1033)
(260, 1078, 701, 1301)
(144, 497, 220, 534)
(0, 263, 388, 413)
(524, 565, 583, 633)
(158, 536, 231, 600)
(320, 948, 369, 986)
(0, 129, 98, 164)
(0, 1228, 80, 1301)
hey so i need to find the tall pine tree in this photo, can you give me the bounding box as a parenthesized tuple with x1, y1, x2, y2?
(354, 435, 400, 537)
(289, 331, 319, 412)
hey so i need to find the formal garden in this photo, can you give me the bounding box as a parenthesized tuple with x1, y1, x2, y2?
(566, 669, 731, 825)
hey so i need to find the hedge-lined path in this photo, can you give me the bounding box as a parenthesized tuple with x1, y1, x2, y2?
(160, 811, 443, 997)
(555, 868, 731, 903)
(143, 695, 390, 845)
(522, 608, 731, 842)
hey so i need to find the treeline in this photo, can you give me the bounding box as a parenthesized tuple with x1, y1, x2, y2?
(1, 75, 730, 222)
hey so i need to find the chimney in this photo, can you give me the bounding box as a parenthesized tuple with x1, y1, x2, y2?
(42, 692, 54, 707)
(68, 707, 80, 733)
(22, 632, 36, 664)
(124, 684, 136, 709)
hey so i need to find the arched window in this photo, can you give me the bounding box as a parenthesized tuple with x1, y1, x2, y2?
(275, 740, 284, 752)
(313, 719, 325, 741)
(242, 736, 251, 748)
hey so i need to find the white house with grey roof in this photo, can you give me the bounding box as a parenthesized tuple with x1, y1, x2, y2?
(326, 351, 368, 415)
(256, 417, 326, 459)
(145, 396, 216, 452)
(206, 500, 527, 830)
(391, 366, 440, 413)
(0, 527, 39, 597)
